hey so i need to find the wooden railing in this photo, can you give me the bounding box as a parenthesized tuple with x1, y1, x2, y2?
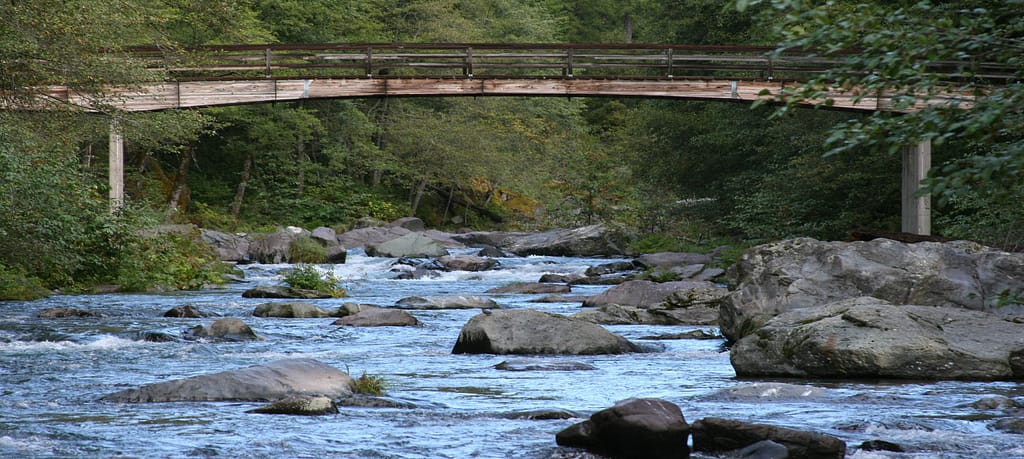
(123, 43, 1017, 83)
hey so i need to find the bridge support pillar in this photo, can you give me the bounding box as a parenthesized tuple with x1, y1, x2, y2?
(109, 116, 124, 212)
(901, 139, 931, 235)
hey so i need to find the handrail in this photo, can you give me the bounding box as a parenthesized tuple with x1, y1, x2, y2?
(113, 43, 1017, 84)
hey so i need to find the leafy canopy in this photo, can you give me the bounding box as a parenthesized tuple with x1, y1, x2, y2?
(737, 0, 1024, 203)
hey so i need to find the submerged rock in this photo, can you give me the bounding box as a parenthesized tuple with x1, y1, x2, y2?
(37, 307, 101, 318)
(247, 395, 339, 415)
(452, 309, 638, 355)
(99, 358, 354, 403)
(163, 305, 206, 318)
(494, 359, 597, 372)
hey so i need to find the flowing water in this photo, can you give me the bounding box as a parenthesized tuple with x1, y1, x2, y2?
(1, 249, 1022, 458)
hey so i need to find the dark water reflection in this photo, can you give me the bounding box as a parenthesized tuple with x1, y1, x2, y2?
(1, 250, 1022, 458)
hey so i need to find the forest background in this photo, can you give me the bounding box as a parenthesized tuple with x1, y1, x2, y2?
(2, 0, 1021, 298)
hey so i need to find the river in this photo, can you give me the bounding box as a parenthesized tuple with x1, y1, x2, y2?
(1, 248, 1022, 458)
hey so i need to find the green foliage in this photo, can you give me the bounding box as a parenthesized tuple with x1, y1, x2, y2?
(288, 236, 326, 263)
(282, 264, 347, 297)
(0, 264, 51, 301)
(111, 227, 231, 292)
(629, 233, 686, 254)
(745, 0, 1024, 204)
(352, 371, 388, 396)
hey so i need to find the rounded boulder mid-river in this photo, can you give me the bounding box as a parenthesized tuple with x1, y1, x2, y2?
(451, 309, 639, 355)
(99, 359, 355, 403)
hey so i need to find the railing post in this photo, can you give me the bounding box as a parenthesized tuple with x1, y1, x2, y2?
(564, 48, 574, 78)
(366, 46, 373, 77)
(666, 48, 674, 78)
(265, 48, 272, 79)
(464, 46, 474, 78)
(901, 139, 932, 235)
(109, 115, 124, 212)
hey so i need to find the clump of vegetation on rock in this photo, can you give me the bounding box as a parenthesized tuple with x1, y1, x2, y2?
(352, 371, 388, 396)
(283, 264, 347, 297)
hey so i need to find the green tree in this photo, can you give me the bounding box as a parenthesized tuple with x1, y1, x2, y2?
(738, 0, 1024, 205)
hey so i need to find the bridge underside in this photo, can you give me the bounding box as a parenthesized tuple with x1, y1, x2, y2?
(47, 78, 905, 112)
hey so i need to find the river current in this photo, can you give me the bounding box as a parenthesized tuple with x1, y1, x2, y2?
(1, 249, 1022, 458)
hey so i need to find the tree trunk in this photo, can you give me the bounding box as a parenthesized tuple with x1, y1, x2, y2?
(230, 153, 254, 219)
(624, 13, 633, 43)
(295, 141, 307, 197)
(167, 147, 193, 216)
(409, 179, 427, 216)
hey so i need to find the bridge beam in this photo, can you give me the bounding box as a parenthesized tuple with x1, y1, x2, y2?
(109, 116, 124, 212)
(901, 139, 931, 235)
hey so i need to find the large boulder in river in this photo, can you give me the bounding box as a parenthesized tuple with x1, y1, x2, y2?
(183, 318, 264, 342)
(730, 297, 1024, 380)
(200, 229, 251, 263)
(99, 358, 354, 403)
(452, 309, 639, 355)
(501, 224, 632, 257)
(247, 227, 309, 264)
(556, 398, 690, 459)
(437, 255, 498, 272)
(253, 302, 332, 318)
(365, 233, 449, 258)
(721, 237, 1024, 342)
(332, 306, 422, 327)
(575, 280, 727, 325)
(337, 226, 411, 250)
(583, 280, 717, 308)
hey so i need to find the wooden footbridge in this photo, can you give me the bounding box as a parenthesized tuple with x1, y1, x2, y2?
(26, 43, 1012, 234)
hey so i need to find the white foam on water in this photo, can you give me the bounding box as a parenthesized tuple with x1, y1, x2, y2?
(0, 335, 141, 353)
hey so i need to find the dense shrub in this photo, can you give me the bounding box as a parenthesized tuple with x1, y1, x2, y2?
(283, 264, 347, 297)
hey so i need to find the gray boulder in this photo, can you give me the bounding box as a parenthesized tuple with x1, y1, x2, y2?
(634, 252, 713, 269)
(183, 318, 263, 342)
(337, 226, 411, 250)
(387, 216, 426, 231)
(583, 280, 718, 308)
(486, 282, 571, 294)
(573, 304, 716, 326)
(730, 297, 1024, 380)
(163, 305, 206, 318)
(310, 227, 339, 246)
(502, 224, 631, 257)
(691, 417, 846, 459)
(395, 295, 499, 310)
(437, 255, 498, 272)
(452, 309, 639, 355)
(200, 229, 251, 263)
(332, 307, 422, 327)
(247, 395, 339, 415)
(247, 227, 309, 264)
(99, 358, 354, 403)
(494, 359, 597, 372)
(556, 398, 690, 459)
(721, 237, 1024, 342)
(253, 302, 332, 318)
(365, 233, 449, 258)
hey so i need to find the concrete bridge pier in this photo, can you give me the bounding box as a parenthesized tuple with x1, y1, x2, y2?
(109, 116, 124, 212)
(901, 139, 931, 235)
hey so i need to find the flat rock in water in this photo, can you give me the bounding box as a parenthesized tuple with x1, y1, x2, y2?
(242, 286, 334, 299)
(332, 307, 422, 327)
(691, 417, 846, 459)
(452, 309, 638, 355)
(99, 358, 354, 403)
(37, 307, 102, 318)
(486, 282, 571, 294)
(494, 359, 597, 371)
(183, 318, 264, 342)
(253, 302, 332, 318)
(395, 295, 499, 310)
(247, 395, 339, 415)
